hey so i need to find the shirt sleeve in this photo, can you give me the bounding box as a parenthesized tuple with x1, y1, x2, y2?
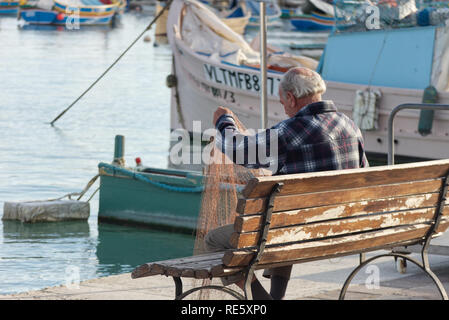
(214, 114, 279, 173)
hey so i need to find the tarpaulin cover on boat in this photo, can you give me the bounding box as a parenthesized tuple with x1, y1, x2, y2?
(172, 0, 318, 70)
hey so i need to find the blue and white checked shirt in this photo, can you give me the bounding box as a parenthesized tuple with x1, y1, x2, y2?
(215, 100, 369, 175)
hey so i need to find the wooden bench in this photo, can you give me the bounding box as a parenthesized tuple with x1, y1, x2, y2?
(131, 159, 449, 300)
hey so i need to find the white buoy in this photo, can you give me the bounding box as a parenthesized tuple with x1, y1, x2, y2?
(3, 200, 89, 223)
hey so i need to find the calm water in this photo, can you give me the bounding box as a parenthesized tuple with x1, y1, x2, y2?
(0, 11, 327, 294)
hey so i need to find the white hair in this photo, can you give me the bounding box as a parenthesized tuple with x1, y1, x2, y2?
(279, 68, 326, 99)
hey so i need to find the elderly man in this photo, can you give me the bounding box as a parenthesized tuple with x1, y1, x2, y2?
(206, 67, 369, 300)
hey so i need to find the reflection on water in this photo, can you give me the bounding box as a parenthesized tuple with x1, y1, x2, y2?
(0, 220, 195, 294)
(96, 223, 195, 276)
(1, 220, 97, 295)
(3, 220, 90, 240)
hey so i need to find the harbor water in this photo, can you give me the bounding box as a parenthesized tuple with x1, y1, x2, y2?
(0, 11, 328, 295)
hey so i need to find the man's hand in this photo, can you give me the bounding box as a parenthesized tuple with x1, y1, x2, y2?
(213, 106, 234, 126)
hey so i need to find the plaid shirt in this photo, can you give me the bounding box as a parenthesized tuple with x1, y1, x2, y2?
(215, 100, 369, 175)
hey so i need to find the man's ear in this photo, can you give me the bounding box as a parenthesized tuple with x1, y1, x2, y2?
(286, 91, 295, 108)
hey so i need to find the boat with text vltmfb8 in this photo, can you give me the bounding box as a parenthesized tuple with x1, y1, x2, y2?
(319, 0, 449, 160)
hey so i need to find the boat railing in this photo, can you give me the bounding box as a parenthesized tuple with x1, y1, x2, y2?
(388, 103, 449, 165)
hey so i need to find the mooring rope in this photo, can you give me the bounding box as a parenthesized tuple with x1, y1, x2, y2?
(99, 162, 205, 193)
(50, 0, 174, 126)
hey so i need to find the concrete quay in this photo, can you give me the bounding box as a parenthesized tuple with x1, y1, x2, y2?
(2, 244, 449, 300)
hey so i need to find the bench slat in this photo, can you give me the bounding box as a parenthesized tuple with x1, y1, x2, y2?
(231, 206, 449, 248)
(242, 159, 449, 198)
(131, 252, 226, 279)
(234, 193, 442, 232)
(223, 221, 449, 267)
(238, 179, 443, 215)
(131, 159, 449, 299)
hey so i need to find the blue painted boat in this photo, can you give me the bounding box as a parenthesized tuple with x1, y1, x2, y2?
(53, 0, 121, 15)
(280, 7, 296, 18)
(20, 8, 116, 25)
(20, 9, 57, 22)
(0, 0, 19, 14)
(244, 0, 281, 27)
(290, 11, 334, 31)
(19, 0, 124, 26)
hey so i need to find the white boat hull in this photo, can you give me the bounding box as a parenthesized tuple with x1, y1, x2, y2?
(324, 81, 449, 159)
(170, 47, 449, 159)
(168, 0, 449, 160)
(169, 27, 286, 131)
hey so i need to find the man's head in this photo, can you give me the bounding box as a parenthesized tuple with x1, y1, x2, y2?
(278, 67, 326, 118)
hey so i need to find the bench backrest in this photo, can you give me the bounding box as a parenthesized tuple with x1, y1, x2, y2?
(223, 159, 449, 268)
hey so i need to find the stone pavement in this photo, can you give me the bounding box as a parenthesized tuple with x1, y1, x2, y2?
(1, 245, 449, 300)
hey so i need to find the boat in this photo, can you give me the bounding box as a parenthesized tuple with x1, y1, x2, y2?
(290, 11, 335, 31)
(0, 0, 19, 14)
(318, 0, 449, 160)
(201, 0, 252, 35)
(168, 0, 449, 161)
(288, 0, 336, 31)
(244, 0, 282, 27)
(216, 0, 251, 35)
(97, 135, 249, 231)
(167, 0, 317, 132)
(153, 0, 250, 46)
(127, 0, 156, 12)
(279, 0, 306, 7)
(154, 0, 169, 44)
(195, 0, 252, 35)
(97, 0, 449, 230)
(280, 6, 297, 18)
(98, 158, 204, 231)
(19, 0, 125, 26)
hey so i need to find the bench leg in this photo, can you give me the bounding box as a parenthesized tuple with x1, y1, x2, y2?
(243, 270, 254, 300)
(339, 253, 448, 300)
(173, 277, 183, 299)
(174, 284, 245, 300)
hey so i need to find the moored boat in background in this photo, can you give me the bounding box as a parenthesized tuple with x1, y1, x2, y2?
(244, 0, 282, 27)
(288, 0, 336, 31)
(167, 0, 317, 133)
(290, 11, 334, 31)
(216, 0, 251, 35)
(0, 0, 19, 14)
(19, 0, 125, 26)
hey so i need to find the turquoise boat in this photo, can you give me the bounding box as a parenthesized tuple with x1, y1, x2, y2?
(98, 160, 204, 232)
(96, 135, 250, 231)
